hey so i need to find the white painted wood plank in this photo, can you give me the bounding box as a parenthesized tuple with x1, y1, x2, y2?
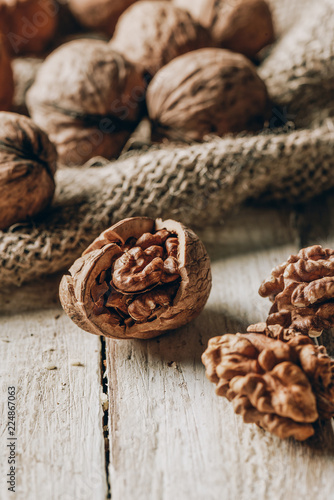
(1, 201, 333, 500)
(0, 273, 62, 315)
(0, 308, 108, 500)
(106, 211, 334, 500)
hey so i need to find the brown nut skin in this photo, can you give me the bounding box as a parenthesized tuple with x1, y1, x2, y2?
(67, 0, 138, 37)
(0, 112, 57, 230)
(0, 0, 58, 55)
(27, 40, 146, 166)
(110, 1, 212, 77)
(0, 35, 14, 111)
(173, 0, 275, 59)
(59, 217, 212, 340)
(147, 48, 269, 142)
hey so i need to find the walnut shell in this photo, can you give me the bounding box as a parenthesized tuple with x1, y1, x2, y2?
(26, 39, 146, 166)
(0, 0, 58, 55)
(147, 48, 269, 142)
(0, 112, 57, 230)
(174, 0, 275, 58)
(59, 217, 212, 339)
(0, 35, 14, 111)
(110, 1, 212, 77)
(67, 0, 137, 36)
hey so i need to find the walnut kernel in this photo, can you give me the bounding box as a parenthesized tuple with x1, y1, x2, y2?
(259, 245, 334, 337)
(202, 330, 334, 440)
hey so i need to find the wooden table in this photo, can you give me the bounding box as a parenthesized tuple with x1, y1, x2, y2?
(1, 196, 334, 500)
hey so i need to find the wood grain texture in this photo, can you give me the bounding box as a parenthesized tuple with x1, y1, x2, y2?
(0, 308, 107, 500)
(1, 201, 334, 500)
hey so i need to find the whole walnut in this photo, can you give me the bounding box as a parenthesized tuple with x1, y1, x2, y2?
(173, 0, 275, 59)
(0, 35, 14, 111)
(27, 40, 146, 166)
(146, 48, 269, 142)
(67, 0, 138, 37)
(0, 0, 58, 55)
(59, 217, 212, 339)
(110, 1, 212, 77)
(0, 112, 57, 230)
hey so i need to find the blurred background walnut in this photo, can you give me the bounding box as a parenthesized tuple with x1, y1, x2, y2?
(0, 0, 58, 55)
(27, 39, 146, 166)
(173, 0, 275, 59)
(147, 48, 269, 142)
(0, 112, 57, 230)
(110, 1, 212, 77)
(67, 0, 138, 37)
(0, 35, 14, 111)
(259, 245, 334, 337)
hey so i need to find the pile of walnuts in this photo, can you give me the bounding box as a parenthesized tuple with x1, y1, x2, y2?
(0, 0, 274, 229)
(27, 0, 273, 163)
(0, 0, 275, 228)
(202, 246, 334, 441)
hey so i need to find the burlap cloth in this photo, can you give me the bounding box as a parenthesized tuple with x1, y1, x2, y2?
(1, 0, 334, 288)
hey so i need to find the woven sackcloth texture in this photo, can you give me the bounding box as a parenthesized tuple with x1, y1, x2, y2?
(1, 0, 334, 287)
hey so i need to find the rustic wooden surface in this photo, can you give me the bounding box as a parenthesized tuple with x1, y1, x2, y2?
(1, 195, 334, 500)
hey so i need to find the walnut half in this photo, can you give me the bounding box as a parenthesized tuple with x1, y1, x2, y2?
(202, 329, 334, 440)
(59, 217, 212, 339)
(259, 245, 334, 337)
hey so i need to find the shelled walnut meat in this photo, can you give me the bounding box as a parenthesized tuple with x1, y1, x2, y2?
(0, 112, 57, 230)
(202, 329, 334, 440)
(110, 1, 212, 77)
(259, 245, 334, 337)
(0, 0, 58, 55)
(173, 0, 275, 59)
(147, 48, 269, 142)
(27, 40, 146, 166)
(68, 0, 137, 36)
(0, 36, 14, 111)
(60, 217, 212, 339)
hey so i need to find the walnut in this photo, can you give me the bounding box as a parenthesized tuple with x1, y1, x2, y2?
(246, 322, 302, 343)
(59, 217, 212, 339)
(173, 0, 275, 58)
(202, 330, 334, 440)
(0, 0, 58, 55)
(146, 48, 269, 142)
(259, 245, 334, 337)
(26, 39, 146, 166)
(110, 1, 212, 77)
(0, 112, 57, 230)
(67, 0, 137, 37)
(0, 35, 14, 111)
